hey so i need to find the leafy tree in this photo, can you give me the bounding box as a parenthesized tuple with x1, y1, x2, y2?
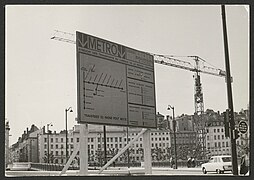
(43, 152, 56, 163)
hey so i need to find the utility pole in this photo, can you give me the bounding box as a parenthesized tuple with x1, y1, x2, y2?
(221, 5, 238, 175)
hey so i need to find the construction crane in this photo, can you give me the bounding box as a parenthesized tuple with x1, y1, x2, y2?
(51, 30, 227, 159)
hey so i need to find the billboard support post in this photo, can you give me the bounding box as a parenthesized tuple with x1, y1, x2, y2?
(98, 129, 147, 174)
(143, 129, 152, 174)
(79, 123, 88, 175)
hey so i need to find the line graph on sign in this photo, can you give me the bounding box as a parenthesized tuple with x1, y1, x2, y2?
(81, 65, 124, 97)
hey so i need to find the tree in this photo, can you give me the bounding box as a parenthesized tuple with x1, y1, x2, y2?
(43, 152, 56, 163)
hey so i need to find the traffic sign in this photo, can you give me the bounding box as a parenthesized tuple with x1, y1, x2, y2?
(238, 120, 248, 134)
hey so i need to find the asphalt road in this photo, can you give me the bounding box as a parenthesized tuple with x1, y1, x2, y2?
(5, 167, 240, 177)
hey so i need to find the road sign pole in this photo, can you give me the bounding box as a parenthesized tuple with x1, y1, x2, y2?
(221, 5, 238, 175)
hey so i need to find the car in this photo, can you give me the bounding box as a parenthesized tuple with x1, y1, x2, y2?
(201, 155, 232, 174)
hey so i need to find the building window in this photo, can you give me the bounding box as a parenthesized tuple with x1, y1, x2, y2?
(214, 135, 216, 140)
(51, 144, 53, 149)
(91, 138, 94, 143)
(61, 151, 63, 155)
(107, 138, 109, 142)
(98, 138, 100, 142)
(56, 144, 58, 149)
(44, 144, 47, 149)
(136, 144, 138, 147)
(159, 138, 161, 141)
(166, 137, 169, 140)
(115, 137, 118, 142)
(71, 138, 73, 143)
(91, 145, 94, 149)
(110, 138, 113, 142)
(56, 151, 58, 156)
(77, 138, 79, 142)
(120, 144, 122, 148)
(221, 128, 224, 132)
(226, 142, 229, 147)
(61, 138, 63, 143)
(222, 142, 225, 147)
(222, 135, 224, 140)
(44, 138, 47, 143)
(115, 144, 118, 148)
(215, 142, 217, 147)
(88, 138, 90, 142)
(51, 138, 53, 143)
(110, 144, 113, 148)
(140, 138, 142, 141)
(56, 138, 58, 143)
(217, 129, 220, 133)
(214, 129, 216, 133)
(151, 138, 153, 141)
(119, 137, 122, 142)
(207, 143, 210, 147)
(218, 135, 220, 140)
(218, 142, 221, 147)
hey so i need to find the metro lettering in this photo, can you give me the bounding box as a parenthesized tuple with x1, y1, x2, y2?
(78, 33, 126, 58)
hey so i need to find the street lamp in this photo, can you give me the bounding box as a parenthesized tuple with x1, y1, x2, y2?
(167, 105, 178, 169)
(47, 123, 53, 164)
(65, 107, 73, 162)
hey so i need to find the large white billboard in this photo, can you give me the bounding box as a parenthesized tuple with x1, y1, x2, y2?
(76, 31, 156, 128)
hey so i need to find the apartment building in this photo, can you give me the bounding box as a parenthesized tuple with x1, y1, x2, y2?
(205, 109, 249, 157)
(9, 124, 41, 163)
(38, 124, 172, 164)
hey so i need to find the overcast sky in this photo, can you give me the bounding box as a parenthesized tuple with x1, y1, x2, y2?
(5, 5, 249, 145)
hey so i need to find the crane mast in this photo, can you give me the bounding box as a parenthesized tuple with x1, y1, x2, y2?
(51, 30, 227, 159)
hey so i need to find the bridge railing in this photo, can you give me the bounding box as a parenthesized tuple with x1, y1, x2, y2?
(30, 163, 79, 171)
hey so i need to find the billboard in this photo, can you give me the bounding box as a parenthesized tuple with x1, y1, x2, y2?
(76, 31, 156, 128)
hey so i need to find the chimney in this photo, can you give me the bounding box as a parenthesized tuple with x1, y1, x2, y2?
(27, 127, 29, 134)
(218, 111, 220, 115)
(54, 131, 56, 134)
(42, 126, 45, 134)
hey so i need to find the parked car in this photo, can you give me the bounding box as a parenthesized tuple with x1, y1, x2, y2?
(201, 155, 232, 174)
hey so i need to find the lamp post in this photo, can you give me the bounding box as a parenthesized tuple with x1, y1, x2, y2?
(167, 105, 177, 169)
(65, 107, 73, 162)
(47, 123, 53, 163)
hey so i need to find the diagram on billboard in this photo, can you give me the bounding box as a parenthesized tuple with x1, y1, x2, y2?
(77, 31, 156, 128)
(80, 54, 128, 126)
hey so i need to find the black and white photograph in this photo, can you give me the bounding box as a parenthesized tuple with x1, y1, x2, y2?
(4, 4, 250, 177)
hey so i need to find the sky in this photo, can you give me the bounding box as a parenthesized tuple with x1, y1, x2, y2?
(5, 5, 249, 145)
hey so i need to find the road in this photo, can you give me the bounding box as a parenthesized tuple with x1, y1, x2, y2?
(5, 167, 240, 177)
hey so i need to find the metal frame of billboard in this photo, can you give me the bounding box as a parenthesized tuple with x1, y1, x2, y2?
(76, 31, 157, 128)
